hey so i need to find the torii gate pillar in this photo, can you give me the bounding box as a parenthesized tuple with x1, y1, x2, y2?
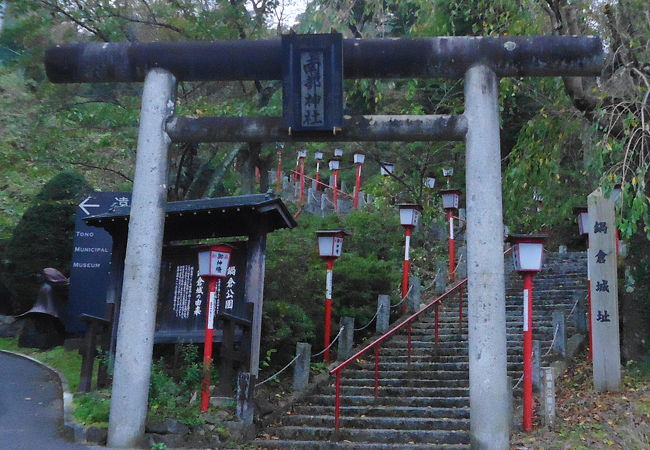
(465, 65, 509, 448)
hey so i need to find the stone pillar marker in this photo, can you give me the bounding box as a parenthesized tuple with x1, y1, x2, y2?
(338, 317, 355, 361)
(532, 340, 541, 390)
(587, 188, 621, 391)
(376, 295, 390, 334)
(292, 343, 311, 390)
(551, 310, 566, 358)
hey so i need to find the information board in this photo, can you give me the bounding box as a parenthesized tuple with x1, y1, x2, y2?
(66, 192, 131, 334)
(155, 242, 249, 343)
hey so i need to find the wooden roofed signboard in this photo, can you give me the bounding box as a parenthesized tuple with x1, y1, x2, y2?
(84, 192, 296, 365)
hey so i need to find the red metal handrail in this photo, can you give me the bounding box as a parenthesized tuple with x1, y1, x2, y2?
(329, 247, 513, 431)
(329, 278, 467, 430)
(290, 170, 355, 199)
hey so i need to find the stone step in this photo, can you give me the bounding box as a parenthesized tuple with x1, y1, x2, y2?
(292, 405, 470, 419)
(340, 378, 468, 388)
(319, 386, 469, 398)
(352, 361, 521, 372)
(253, 439, 470, 449)
(267, 426, 470, 445)
(341, 370, 468, 380)
(306, 395, 469, 408)
(279, 415, 470, 431)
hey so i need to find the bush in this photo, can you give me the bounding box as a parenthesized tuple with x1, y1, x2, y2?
(3, 172, 90, 313)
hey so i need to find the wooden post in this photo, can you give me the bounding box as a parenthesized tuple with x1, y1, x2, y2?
(587, 188, 621, 391)
(245, 229, 267, 377)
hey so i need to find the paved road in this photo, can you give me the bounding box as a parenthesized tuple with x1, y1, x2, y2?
(0, 351, 90, 450)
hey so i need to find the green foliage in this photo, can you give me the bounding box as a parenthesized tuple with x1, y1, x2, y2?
(148, 354, 208, 426)
(73, 392, 110, 427)
(2, 171, 90, 313)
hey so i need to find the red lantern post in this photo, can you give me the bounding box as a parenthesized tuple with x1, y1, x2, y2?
(353, 153, 365, 209)
(197, 244, 233, 412)
(316, 230, 348, 363)
(398, 204, 422, 314)
(315, 151, 324, 190)
(574, 206, 592, 360)
(508, 234, 546, 432)
(440, 189, 461, 282)
(298, 149, 307, 204)
(275, 144, 283, 193)
(329, 159, 340, 213)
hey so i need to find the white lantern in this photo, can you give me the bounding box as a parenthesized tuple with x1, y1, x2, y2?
(380, 162, 395, 176)
(198, 244, 233, 278)
(353, 153, 365, 164)
(424, 177, 436, 189)
(398, 204, 422, 227)
(440, 189, 461, 210)
(611, 183, 622, 203)
(315, 151, 324, 161)
(328, 159, 340, 171)
(508, 234, 546, 273)
(298, 149, 307, 159)
(573, 206, 589, 235)
(334, 148, 344, 158)
(442, 168, 454, 177)
(316, 230, 349, 258)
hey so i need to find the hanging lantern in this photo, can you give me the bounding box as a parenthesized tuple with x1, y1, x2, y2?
(573, 206, 589, 235)
(397, 203, 422, 228)
(508, 234, 546, 273)
(440, 189, 462, 210)
(198, 244, 233, 278)
(380, 162, 395, 176)
(316, 229, 349, 258)
(424, 176, 436, 189)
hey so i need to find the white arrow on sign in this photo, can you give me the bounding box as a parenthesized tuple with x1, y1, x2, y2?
(79, 197, 101, 215)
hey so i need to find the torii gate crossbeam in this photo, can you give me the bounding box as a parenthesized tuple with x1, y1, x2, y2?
(45, 35, 603, 449)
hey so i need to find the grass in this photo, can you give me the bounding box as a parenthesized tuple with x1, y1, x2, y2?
(0, 337, 82, 391)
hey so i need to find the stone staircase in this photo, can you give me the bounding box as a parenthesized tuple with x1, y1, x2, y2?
(254, 252, 587, 449)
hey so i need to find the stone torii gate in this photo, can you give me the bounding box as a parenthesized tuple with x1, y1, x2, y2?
(45, 35, 603, 449)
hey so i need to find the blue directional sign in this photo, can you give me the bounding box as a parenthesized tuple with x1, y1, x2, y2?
(64, 192, 131, 334)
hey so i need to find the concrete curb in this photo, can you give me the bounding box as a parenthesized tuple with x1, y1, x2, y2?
(0, 349, 89, 444)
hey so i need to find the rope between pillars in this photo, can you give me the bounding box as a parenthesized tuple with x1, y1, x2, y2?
(354, 307, 381, 331)
(391, 284, 414, 309)
(255, 354, 301, 387)
(512, 373, 524, 390)
(255, 326, 345, 387)
(313, 326, 345, 357)
(567, 294, 583, 318)
(543, 323, 560, 357)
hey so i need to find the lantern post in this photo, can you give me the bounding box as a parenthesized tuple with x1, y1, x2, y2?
(197, 244, 233, 412)
(315, 151, 324, 190)
(316, 230, 348, 363)
(574, 206, 592, 360)
(397, 204, 422, 313)
(298, 149, 307, 204)
(380, 162, 395, 177)
(275, 142, 284, 193)
(353, 153, 365, 209)
(440, 188, 462, 282)
(329, 159, 340, 213)
(507, 234, 546, 432)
